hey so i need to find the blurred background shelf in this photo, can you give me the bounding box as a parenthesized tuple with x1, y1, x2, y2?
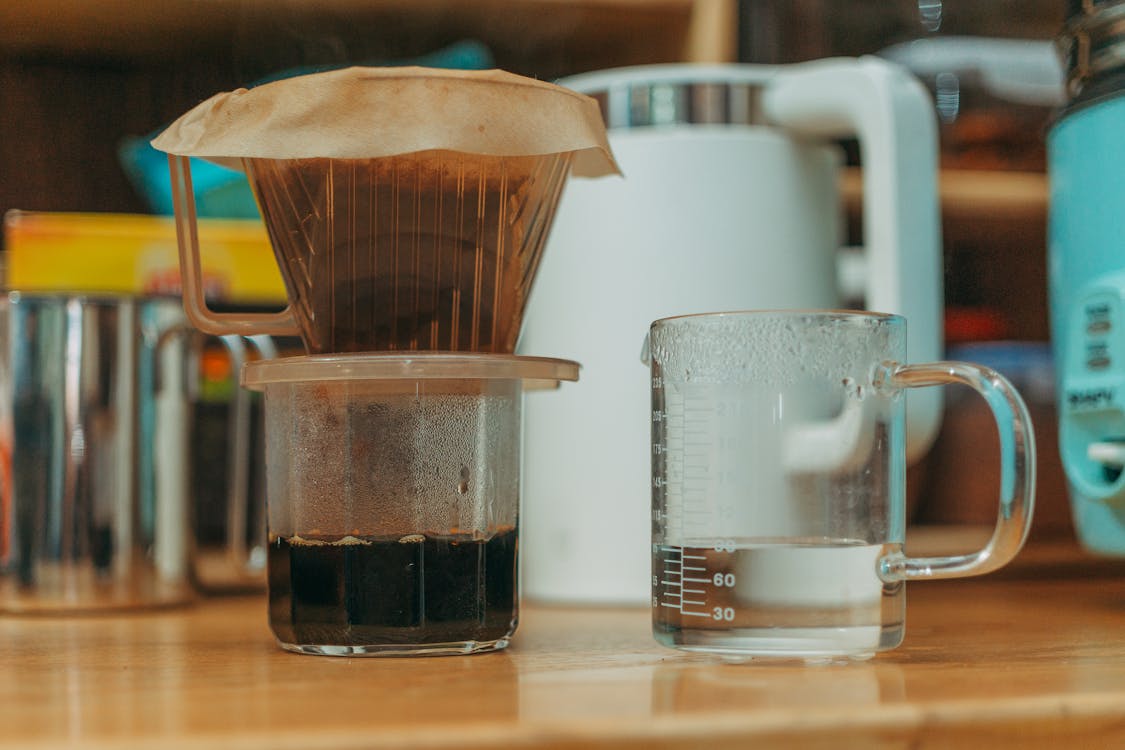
(843, 168, 1048, 222)
(0, 1, 1081, 575)
(0, 0, 736, 228)
(0, 0, 737, 67)
(930, 169, 1048, 220)
(842, 167, 1050, 343)
(0, 1, 1057, 347)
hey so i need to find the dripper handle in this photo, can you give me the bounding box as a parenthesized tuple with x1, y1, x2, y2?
(168, 155, 300, 338)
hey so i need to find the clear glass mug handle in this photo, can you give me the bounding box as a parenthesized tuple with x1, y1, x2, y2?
(874, 360, 1037, 581)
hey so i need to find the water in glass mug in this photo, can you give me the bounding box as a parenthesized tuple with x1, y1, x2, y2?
(651, 539, 904, 658)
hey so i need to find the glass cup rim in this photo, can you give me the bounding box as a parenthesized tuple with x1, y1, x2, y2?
(650, 309, 904, 329)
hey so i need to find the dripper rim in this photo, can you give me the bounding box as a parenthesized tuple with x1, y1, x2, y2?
(242, 351, 579, 389)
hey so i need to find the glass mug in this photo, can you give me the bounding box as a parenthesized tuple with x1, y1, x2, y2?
(645, 310, 1035, 660)
(242, 352, 578, 656)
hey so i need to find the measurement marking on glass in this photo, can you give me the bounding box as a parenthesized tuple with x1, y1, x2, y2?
(653, 388, 748, 627)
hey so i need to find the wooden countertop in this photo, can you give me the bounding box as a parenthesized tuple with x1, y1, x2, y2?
(4, 541, 1125, 749)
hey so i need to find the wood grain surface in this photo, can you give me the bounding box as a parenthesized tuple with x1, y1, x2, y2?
(2, 541, 1125, 749)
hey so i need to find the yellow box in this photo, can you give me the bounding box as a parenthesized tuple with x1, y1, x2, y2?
(3, 211, 286, 304)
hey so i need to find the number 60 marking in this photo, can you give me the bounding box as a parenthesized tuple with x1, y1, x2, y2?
(712, 572, 736, 587)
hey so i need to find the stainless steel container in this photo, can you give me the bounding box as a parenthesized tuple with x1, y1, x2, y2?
(189, 333, 275, 593)
(0, 293, 194, 611)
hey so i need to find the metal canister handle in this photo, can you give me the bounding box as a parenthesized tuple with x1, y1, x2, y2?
(212, 334, 276, 582)
(139, 305, 197, 605)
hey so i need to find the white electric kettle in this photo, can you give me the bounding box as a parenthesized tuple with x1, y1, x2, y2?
(518, 57, 943, 604)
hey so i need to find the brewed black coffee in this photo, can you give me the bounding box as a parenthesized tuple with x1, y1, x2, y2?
(268, 528, 517, 648)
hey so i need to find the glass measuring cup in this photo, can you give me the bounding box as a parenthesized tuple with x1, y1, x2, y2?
(242, 352, 577, 656)
(645, 310, 1035, 660)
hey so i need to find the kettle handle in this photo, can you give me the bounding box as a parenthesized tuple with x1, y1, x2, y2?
(761, 56, 943, 463)
(168, 155, 301, 338)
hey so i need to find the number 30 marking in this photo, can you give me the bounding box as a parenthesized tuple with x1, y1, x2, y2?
(712, 606, 735, 622)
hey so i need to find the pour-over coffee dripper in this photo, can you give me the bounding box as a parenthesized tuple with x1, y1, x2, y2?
(255, 151, 572, 353)
(152, 66, 618, 656)
(170, 150, 573, 353)
(155, 66, 618, 354)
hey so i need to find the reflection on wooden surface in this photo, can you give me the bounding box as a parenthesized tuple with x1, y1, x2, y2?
(2, 540, 1125, 748)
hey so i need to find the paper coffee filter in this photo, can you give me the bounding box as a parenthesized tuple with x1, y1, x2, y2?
(150, 66, 620, 178)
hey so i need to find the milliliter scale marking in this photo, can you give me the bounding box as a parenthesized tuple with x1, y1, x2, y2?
(653, 386, 739, 623)
(657, 547, 712, 617)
